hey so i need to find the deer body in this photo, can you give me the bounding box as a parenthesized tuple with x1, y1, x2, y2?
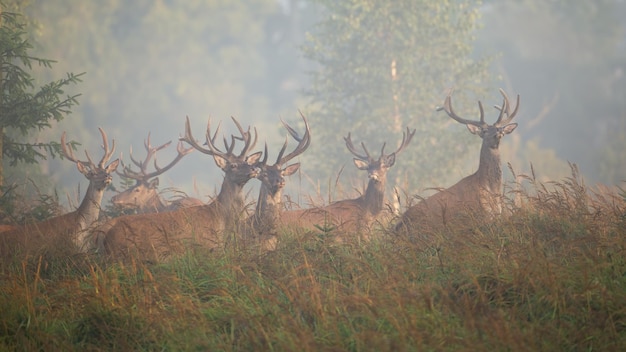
(1, 128, 119, 257)
(100, 167, 256, 260)
(242, 113, 310, 250)
(281, 127, 414, 241)
(395, 89, 519, 234)
(98, 116, 261, 261)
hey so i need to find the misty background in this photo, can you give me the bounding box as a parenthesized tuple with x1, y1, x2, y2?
(7, 0, 626, 210)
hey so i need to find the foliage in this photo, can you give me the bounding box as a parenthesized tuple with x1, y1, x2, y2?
(18, 0, 294, 198)
(1, 170, 625, 350)
(479, 0, 626, 184)
(0, 5, 83, 171)
(301, 0, 493, 195)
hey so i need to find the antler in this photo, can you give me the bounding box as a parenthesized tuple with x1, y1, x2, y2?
(181, 116, 257, 161)
(275, 111, 311, 166)
(393, 126, 416, 156)
(344, 133, 373, 162)
(439, 89, 520, 127)
(345, 126, 415, 162)
(61, 127, 116, 169)
(494, 88, 520, 126)
(119, 133, 193, 181)
(438, 90, 486, 128)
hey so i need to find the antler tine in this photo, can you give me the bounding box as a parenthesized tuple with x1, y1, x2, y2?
(477, 101, 486, 124)
(60, 131, 82, 165)
(128, 145, 145, 169)
(275, 135, 289, 165)
(181, 116, 217, 156)
(238, 126, 258, 158)
(344, 133, 370, 161)
(392, 126, 416, 156)
(495, 88, 520, 126)
(146, 140, 194, 179)
(97, 127, 116, 168)
(117, 145, 148, 181)
(260, 142, 269, 166)
(440, 91, 485, 127)
(277, 112, 311, 165)
(379, 142, 387, 158)
(61, 132, 89, 172)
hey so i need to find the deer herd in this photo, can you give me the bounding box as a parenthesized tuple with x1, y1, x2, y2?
(0, 88, 520, 261)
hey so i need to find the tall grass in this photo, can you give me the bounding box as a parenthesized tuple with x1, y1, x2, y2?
(1, 167, 625, 351)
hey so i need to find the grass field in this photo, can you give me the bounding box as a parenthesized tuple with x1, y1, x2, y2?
(1, 170, 625, 351)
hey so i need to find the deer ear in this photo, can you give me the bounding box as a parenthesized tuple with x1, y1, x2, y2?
(148, 178, 160, 188)
(246, 151, 263, 165)
(76, 162, 89, 175)
(283, 163, 300, 176)
(105, 159, 120, 173)
(353, 159, 369, 170)
(466, 124, 482, 135)
(384, 153, 396, 167)
(502, 123, 518, 135)
(213, 154, 228, 169)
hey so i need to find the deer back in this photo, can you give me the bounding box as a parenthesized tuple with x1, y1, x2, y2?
(1, 128, 119, 257)
(281, 127, 414, 241)
(99, 116, 261, 261)
(396, 89, 519, 236)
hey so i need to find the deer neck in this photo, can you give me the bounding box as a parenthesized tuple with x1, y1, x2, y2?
(216, 178, 245, 213)
(75, 181, 106, 230)
(253, 186, 281, 232)
(477, 143, 502, 193)
(361, 178, 385, 216)
(255, 186, 281, 219)
(146, 193, 168, 213)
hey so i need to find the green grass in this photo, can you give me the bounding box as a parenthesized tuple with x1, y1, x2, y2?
(1, 173, 625, 351)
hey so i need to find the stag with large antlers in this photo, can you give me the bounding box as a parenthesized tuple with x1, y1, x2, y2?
(281, 127, 414, 242)
(1, 128, 119, 257)
(395, 88, 519, 236)
(111, 133, 203, 213)
(96, 116, 262, 261)
(241, 112, 311, 250)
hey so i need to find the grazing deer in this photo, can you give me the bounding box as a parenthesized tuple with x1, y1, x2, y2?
(97, 116, 262, 261)
(395, 88, 520, 235)
(111, 133, 203, 213)
(1, 128, 119, 256)
(281, 127, 414, 241)
(243, 113, 310, 250)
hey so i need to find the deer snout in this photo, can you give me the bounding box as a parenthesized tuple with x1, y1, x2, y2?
(369, 171, 381, 182)
(250, 166, 261, 178)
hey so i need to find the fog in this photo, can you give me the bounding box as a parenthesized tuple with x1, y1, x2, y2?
(11, 1, 626, 209)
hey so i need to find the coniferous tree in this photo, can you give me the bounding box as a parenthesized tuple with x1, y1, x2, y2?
(0, 4, 83, 187)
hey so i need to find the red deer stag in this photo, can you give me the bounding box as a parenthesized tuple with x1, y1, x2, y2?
(111, 133, 203, 213)
(281, 127, 414, 242)
(395, 88, 519, 235)
(97, 116, 262, 261)
(243, 112, 310, 250)
(1, 128, 119, 256)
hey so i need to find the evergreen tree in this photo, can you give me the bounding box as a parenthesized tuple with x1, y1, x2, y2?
(302, 0, 493, 197)
(0, 4, 83, 186)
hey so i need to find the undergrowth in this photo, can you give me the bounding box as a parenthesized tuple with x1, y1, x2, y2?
(0, 169, 625, 351)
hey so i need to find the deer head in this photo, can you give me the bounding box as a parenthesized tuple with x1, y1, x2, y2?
(256, 111, 311, 197)
(438, 88, 519, 149)
(61, 127, 119, 191)
(112, 133, 193, 211)
(344, 126, 415, 185)
(181, 116, 262, 187)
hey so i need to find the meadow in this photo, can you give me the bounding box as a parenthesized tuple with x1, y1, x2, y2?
(1, 167, 625, 351)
